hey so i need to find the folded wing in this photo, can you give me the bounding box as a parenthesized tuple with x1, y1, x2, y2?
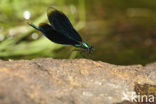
(47, 7, 82, 42)
(39, 23, 80, 45)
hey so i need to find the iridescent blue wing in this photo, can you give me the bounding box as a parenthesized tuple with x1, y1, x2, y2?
(39, 23, 80, 45)
(28, 23, 80, 45)
(47, 7, 82, 42)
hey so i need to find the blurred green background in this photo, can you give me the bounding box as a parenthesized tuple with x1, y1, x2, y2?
(0, 0, 156, 65)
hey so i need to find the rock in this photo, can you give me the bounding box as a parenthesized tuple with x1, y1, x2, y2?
(0, 58, 155, 104)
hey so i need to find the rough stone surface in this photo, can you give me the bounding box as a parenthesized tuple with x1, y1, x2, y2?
(0, 58, 155, 104)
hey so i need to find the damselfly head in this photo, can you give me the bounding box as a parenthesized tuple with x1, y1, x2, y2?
(88, 45, 94, 54)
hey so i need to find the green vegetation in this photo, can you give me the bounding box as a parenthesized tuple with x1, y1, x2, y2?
(0, 0, 86, 60)
(1, 0, 156, 65)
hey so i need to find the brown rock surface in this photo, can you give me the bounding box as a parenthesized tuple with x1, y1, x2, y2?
(0, 58, 155, 104)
